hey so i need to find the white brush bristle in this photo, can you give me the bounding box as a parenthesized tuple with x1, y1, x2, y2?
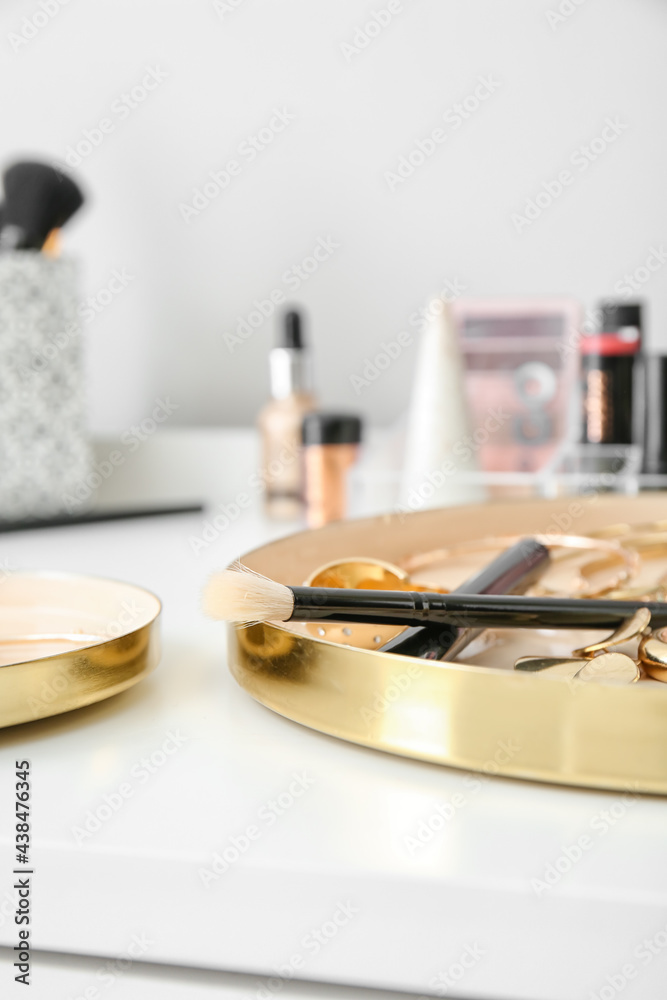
(203, 568, 294, 624)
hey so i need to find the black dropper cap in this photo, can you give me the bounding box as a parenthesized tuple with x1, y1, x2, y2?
(600, 302, 642, 332)
(302, 413, 362, 446)
(283, 310, 304, 350)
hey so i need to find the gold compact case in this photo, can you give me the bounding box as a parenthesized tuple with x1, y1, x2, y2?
(228, 494, 667, 795)
(0, 572, 161, 727)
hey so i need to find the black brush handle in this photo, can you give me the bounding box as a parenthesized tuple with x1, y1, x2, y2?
(380, 538, 549, 658)
(0, 504, 204, 533)
(288, 589, 667, 629)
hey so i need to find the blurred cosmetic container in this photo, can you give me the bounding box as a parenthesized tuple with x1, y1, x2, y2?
(302, 413, 362, 528)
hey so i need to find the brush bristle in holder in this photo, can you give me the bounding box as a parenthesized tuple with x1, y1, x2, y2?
(1, 161, 84, 251)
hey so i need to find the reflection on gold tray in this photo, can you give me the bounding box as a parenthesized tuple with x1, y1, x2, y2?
(0, 573, 161, 727)
(229, 494, 667, 794)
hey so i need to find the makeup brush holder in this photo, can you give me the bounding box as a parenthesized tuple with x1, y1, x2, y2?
(0, 252, 93, 520)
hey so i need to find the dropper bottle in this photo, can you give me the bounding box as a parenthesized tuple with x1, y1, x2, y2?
(258, 309, 316, 519)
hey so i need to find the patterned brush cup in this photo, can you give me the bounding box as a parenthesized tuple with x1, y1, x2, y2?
(0, 253, 93, 520)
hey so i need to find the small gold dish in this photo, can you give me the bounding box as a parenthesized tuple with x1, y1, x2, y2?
(303, 557, 449, 650)
(304, 557, 410, 649)
(305, 557, 410, 590)
(0, 572, 161, 728)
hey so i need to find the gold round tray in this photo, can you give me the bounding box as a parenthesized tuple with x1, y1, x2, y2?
(229, 494, 667, 794)
(0, 572, 161, 727)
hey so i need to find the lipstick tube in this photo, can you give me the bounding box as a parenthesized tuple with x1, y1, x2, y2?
(580, 302, 642, 445)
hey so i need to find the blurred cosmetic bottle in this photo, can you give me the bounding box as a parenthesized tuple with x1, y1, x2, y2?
(258, 309, 316, 519)
(302, 413, 363, 528)
(399, 297, 484, 509)
(581, 302, 642, 446)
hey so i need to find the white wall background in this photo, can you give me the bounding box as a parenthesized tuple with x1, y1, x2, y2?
(1, 0, 666, 432)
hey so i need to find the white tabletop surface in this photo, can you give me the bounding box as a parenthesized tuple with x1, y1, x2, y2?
(1, 430, 667, 1000)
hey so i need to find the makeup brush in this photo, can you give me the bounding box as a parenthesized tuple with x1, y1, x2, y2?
(380, 537, 550, 658)
(204, 570, 667, 630)
(0, 161, 84, 251)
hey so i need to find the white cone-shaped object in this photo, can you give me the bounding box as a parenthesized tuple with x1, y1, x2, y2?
(399, 297, 485, 511)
